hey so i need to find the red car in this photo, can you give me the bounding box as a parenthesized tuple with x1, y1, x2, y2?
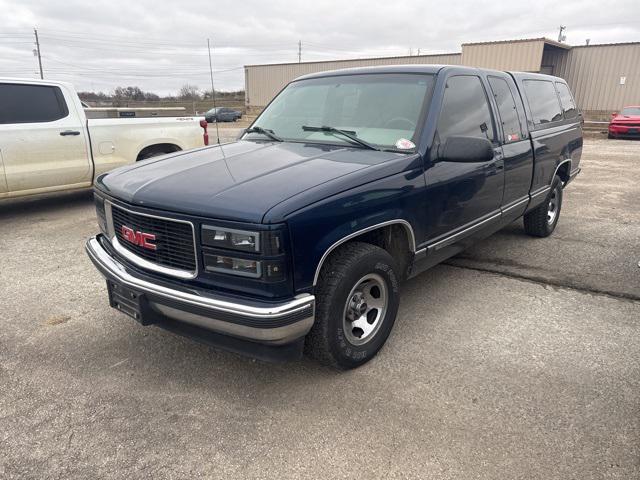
(609, 106, 640, 139)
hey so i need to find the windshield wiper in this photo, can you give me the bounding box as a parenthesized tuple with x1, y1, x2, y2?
(245, 126, 283, 142)
(301, 125, 381, 151)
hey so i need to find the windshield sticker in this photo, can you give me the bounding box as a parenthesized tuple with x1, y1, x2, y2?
(395, 138, 416, 150)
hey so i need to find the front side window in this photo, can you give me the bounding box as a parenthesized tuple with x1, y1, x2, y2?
(0, 84, 68, 124)
(523, 80, 563, 125)
(436, 75, 495, 143)
(250, 73, 434, 151)
(555, 82, 578, 119)
(488, 76, 526, 143)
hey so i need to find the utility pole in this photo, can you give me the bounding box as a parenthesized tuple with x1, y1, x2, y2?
(557, 25, 566, 43)
(207, 38, 220, 144)
(33, 28, 43, 79)
(298, 40, 302, 63)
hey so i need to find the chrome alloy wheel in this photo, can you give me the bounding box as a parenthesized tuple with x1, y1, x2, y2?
(342, 273, 388, 346)
(547, 188, 559, 225)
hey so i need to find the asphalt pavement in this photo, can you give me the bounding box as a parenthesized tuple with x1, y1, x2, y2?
(0, 137, 638, 479)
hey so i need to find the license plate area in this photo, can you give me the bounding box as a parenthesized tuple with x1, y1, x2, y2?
(107, 281, 153, 325)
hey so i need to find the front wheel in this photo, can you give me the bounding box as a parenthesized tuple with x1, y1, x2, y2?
(523, 175, 563, 237)
(305, 242, 400, 369)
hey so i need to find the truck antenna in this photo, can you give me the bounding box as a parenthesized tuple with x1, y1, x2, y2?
(207, 38, 221, 145)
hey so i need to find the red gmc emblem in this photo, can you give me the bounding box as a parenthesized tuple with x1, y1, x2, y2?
(121, 225, 157, 250)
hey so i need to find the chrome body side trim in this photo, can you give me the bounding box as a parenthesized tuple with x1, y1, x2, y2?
(426, 211, 502, 252)
(312, 219, 416, 286)
(86, 236, 315, 343)
(530, 186, 552, 201)
(567, 167, 581, 184)
(501, 196, 530, 214)
(105, 200, 199, 280)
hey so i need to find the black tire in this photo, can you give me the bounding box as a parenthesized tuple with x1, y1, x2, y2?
(305, 242, 400, 369)
(523, 175, 563, 237)
(608, 132, 614, 139)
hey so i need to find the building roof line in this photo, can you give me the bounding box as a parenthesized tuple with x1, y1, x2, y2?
(572, 41, 640, 48)
(462, 37, 570, 49)
(244, 52, 461, 68)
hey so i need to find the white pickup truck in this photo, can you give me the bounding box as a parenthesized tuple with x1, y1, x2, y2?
(0, 78, 207, 199)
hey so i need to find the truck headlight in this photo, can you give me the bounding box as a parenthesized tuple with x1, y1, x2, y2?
(204, 254, 261, 277)
(201, 226, 283, 254)
(203, 254, 285, 281)
(201, 225, 287, 281)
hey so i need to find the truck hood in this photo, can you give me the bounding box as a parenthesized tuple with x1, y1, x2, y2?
(96, 140, 406, 223)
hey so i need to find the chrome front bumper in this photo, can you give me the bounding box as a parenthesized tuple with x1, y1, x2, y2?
(85, 235, 315, 345)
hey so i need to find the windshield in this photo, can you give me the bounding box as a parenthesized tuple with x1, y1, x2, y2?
(247, 73, 435, 151)
(620, 107, 640, 116)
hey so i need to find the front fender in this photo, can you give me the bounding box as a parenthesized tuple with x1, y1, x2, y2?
(285, 169, 427, 294)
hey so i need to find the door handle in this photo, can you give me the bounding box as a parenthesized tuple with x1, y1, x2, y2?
(60, 130, 80, 136)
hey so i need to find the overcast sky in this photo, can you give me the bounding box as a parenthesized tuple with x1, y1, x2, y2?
(1, 0, 638, 95)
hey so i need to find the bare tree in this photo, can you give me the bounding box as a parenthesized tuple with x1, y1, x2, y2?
(178, 84, 201, 100)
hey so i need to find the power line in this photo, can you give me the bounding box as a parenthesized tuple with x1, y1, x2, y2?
(2, 18, 638, 92)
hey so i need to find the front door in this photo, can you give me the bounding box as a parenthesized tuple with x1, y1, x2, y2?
(0, 82, 91, 195)
(423, 74, 505, 246)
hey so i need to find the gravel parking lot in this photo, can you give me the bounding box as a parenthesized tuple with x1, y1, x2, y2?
(1, 137, 638, 479)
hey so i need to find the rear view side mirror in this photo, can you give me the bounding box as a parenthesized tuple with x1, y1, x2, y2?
(236, 128, 246, 140)
(439, 136, 494, 163)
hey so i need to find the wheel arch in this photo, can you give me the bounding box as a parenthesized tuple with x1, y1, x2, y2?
(136, 142, 182, 161)
(312, 219, 416, 287)
(554, 159, 572, 185)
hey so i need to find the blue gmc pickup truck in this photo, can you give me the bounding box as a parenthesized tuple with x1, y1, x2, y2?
(86, 65, 582, 369)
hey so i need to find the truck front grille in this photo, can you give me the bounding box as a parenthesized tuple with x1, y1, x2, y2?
(110, 205, 197, 274)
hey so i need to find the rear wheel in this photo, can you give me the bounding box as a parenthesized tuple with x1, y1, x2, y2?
(523, 175, 563, 237)
(305, 242, 400, 369)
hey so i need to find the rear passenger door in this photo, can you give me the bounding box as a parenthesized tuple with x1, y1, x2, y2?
(487, 74, 533, 218)
(0, 82, 91, 194)
(518, 77, 572, 198)
(423, 74, 504, 241)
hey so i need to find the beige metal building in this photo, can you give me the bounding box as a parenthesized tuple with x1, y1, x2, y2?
(244, 37, 640, 116)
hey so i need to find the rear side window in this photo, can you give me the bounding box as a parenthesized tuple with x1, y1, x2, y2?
(523, 80, 563, 125)
(555, 82, 578, 119)
(0, 84, 69, 124)
(488, 76, 526, 143)
(437, 75, 495, 142)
